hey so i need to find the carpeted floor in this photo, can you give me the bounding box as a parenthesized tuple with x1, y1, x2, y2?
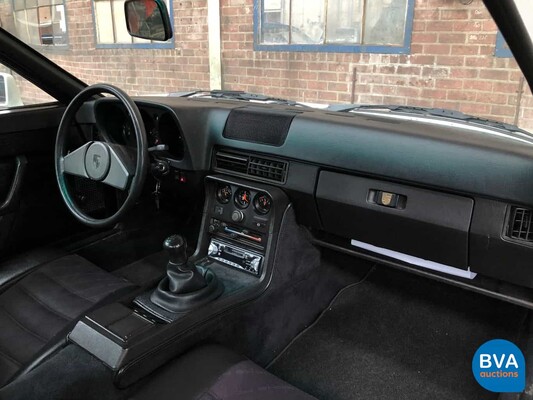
(268, 265, 529, 400)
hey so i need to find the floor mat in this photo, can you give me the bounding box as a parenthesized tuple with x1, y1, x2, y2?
(268, 266, 528, 400)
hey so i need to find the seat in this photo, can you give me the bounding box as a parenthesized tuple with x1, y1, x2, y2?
(131, 344, 317, 400)
(0, 254, 134, 387)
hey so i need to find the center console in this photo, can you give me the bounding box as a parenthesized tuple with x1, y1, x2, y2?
(68, 175, 290, 387)
(205, 181, 275, 275)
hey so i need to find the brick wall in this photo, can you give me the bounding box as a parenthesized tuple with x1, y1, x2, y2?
(221, 0, 533, 131)
(1, 0, 533, 132)
(0, 0, 210, 104)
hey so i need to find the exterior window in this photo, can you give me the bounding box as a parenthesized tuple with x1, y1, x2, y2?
(255, 0, 414, 53)
(495, 31, 512, 58)
(0, 65, 56, 108)
(93, 0, 173, 48)
(12, 0, 68, 47)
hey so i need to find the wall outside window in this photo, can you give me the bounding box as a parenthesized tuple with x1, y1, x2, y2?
(255, 0, 415, 54)
(12, 0, 68, 47)
(1, 0, 533, 132)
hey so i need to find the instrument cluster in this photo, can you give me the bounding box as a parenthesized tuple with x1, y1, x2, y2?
(216, 184, 272, 215)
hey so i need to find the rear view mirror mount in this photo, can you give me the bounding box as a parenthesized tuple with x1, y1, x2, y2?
(124, 0, 173, 42)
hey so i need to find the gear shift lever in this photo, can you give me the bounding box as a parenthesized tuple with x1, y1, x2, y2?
(162, 235, 206, 294)
(164, 234, 188, 266)
(148, 234, 223, 313)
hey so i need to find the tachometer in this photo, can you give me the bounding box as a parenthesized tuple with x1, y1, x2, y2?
(216, 185, 232, 204)
(234, 188, 251, 209)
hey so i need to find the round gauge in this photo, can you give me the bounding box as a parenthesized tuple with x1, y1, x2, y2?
(122, 119, 135, 145)
(234, 188, 251, 209)
(216, 185, 232, 204)
(254, 193, 272, 214)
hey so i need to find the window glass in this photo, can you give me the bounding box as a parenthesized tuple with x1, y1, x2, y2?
(94, 0, 114, 43)
(326, 0, 363, 44)
(12, 0, 67, 47)
(363, 0, 407, 45)
(261, 0, 290, 44)
(259, 0, 410, 49)
(0, 65, 56, 109)
(290, 0, 324, 44)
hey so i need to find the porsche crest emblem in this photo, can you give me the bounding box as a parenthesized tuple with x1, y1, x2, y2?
(381, 192, 393, 206)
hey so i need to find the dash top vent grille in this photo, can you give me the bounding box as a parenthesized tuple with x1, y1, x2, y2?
(222, 107, 297, 147)
(214, 151, 288, 183)
(508, 207, 533, 242)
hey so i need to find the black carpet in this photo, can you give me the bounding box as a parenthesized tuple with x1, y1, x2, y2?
(268, 266, 528, 400)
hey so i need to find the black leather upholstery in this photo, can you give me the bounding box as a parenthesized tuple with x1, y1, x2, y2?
(131, 344, 316, 400)
(0, 247, 67, 291)
(0, 254, 133, 387)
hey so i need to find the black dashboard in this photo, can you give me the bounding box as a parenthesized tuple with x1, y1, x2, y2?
(86, 96, 533, 292)
(94, 100, 186, 161)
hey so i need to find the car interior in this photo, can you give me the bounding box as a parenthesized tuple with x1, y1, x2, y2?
(0, 0, 533, 399)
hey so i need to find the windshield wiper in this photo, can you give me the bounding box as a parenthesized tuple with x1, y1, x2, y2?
(328, 104, 526, 133)
(171, 90, 309, 107)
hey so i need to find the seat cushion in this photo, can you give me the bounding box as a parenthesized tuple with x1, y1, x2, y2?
(131, 344, 316, 400)
(0, 254, 133, 387)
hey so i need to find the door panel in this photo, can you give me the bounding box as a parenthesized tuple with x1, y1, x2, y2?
(0, 105, 82, 259)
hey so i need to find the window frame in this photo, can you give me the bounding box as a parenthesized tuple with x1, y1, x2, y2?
(91, 0, 175, 49)
(495, 31, 513, 58)
(253, 0, 415, 54)
(11, 0, 70, 49)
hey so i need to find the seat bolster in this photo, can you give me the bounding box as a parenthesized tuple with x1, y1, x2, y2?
(131, 345, 246, 400)
(198, 359, 317, 400)
(0, 254, 133, 387)
(130, 345, 317, 400)
(0, 247, 67, 292)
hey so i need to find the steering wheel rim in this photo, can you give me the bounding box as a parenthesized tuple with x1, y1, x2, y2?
(55, 83, 148, 228)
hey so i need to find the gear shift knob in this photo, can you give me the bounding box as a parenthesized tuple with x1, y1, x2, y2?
(164, 234, 188, 265)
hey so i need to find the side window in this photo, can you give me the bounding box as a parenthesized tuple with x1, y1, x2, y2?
(0, 65, 56, 109)
(93, 0, 173, 48)
(12, 0, 68, 47)
(256, 0, 414, 53)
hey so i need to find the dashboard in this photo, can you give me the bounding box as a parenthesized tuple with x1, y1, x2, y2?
(84, 95, 533, 296)
(93, 100, 185, 160)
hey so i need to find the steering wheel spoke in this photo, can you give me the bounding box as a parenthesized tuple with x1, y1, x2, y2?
(103, 144, 135, 190)
(62, 143, 91, 178)
(55, 83, 148, 228)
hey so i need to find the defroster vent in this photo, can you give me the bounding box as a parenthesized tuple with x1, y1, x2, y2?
(508, 207, 533, 242)
(214, 150, 288, 183)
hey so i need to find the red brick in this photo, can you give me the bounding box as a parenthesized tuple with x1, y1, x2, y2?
(479, 70, 510, 81)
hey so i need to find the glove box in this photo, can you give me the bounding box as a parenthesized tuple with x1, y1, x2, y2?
(316, 171, 474, 270)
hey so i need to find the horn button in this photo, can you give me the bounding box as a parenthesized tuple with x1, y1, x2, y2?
(85, 142, 111, 181)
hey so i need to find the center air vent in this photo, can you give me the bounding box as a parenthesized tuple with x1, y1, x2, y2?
(508, 207, 533, 242)
(214, 151, 288, 183)
(214, 152, 248, 174)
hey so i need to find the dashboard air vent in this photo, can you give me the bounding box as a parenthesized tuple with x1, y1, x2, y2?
(508, 207, 533, 242)
(214, 152, 248, 174)
(214, 150, 288, 183)
(248, 157, 287, 182)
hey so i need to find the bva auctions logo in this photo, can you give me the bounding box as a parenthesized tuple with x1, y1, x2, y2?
(472, 339, 525, 393)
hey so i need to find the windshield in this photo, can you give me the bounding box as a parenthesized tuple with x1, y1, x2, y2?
(1, 0, 532, 133)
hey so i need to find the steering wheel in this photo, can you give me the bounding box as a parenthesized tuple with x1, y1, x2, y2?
(55, 84, 148, 228)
